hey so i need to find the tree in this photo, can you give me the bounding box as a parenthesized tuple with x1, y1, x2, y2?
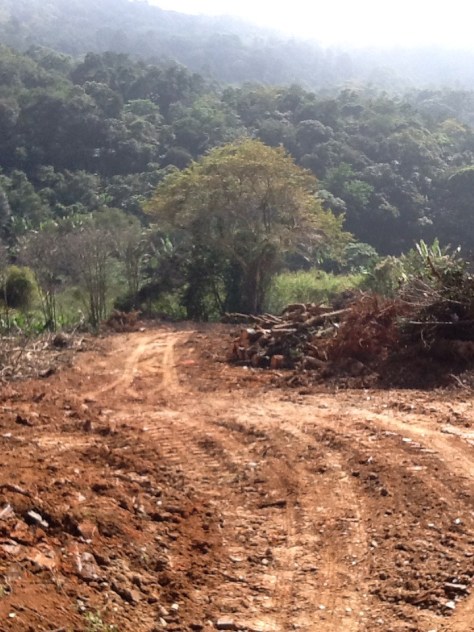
(20, 225, 64, 330)
(94, 207, 147, 298)
(0, 239, 9, 327)
(435, 166, 474, 252)
(146, 139, 348, 315)
(63, 215, 115, 328)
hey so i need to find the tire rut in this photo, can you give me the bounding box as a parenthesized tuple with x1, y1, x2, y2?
(86, 331, 299, 631)
(74, 330, 473, 631)
(219, 408, 370, 631)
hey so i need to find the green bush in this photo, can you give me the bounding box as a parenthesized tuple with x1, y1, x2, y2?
(365, 256, 404, 296)
(146, 292, 187, 320)
(266, 269, 365, 313)
(4, 265, 36, 310)
(364, 240, 462, 297)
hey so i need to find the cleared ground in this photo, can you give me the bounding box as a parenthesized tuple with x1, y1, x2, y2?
(0, 324, 472, 631)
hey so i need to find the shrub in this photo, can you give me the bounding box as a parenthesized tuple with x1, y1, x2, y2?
(4, 265, 36, 310)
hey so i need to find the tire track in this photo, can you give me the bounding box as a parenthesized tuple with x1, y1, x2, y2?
(218, 406, 370, 631)
(350, 407, 474, 480)
(91, 330, 298, 632)
(74, 329, 473, 631)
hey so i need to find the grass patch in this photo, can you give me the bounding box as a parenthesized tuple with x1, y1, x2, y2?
(266, 269, 365, 313)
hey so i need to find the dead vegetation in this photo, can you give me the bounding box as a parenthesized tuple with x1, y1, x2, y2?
(228, 257, 474, 387)
(228, 295, 406, 374)
(0, 333, 89, 382)
(104, 309, 141, 332)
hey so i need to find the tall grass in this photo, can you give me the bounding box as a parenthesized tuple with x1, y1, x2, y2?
(266, 269, 365, 314)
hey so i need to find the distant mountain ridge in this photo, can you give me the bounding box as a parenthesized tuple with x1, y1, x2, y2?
(2, 0, 474, 89)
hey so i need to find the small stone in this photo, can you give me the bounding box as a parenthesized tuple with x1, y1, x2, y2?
(39, 367, 56, 378)
(444, 600, 456, 610)
(215, 618, 238, 630)
(76, 551, 101, 581)
(29, 547, 57, 570)
(229, 555, 243, 563)
(2, 541, 21, 555)
(444, 583, 468, 595)
(3, 484, 29, 496)
(112, 576, 140, 604)
(170, 603, 179, 612)
(52, 332, 69, 348)
(25, 510, 49, 529)
(77, 521, 97, 541)
(0, 504, 14, 520)
(15, 414, 34, 427)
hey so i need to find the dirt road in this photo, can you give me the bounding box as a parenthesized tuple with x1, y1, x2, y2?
(0, 325, 472, 631)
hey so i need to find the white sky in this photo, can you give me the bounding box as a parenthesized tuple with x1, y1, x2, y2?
(148, 1, 474, 48)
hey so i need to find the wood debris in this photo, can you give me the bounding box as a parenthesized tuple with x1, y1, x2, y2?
(228, 302, 349, 369)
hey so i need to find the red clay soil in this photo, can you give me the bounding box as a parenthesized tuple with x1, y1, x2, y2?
(0, 323, 473, 631)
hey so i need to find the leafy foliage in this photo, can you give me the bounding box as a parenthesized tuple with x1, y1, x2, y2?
(1, 7, 474, 326)
(147, 139, 349, 316)
(0, 44, 474, 256)
(3, 265, 36, 310)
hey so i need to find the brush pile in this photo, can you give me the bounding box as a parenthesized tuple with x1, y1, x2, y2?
(105, 309, 141, 332)
(228, 260, 474, 384)
(0, 332, 88, 381)
(228, 295, 405, 371)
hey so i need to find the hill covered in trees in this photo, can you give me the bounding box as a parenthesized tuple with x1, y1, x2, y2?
(0, 44, 474, 256)
(4, 0, 474, 90)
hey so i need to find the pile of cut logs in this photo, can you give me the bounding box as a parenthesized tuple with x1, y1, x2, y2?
(227, 303, 350, 369)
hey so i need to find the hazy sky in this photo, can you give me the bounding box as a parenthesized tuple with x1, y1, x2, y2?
(149, 1, 474, 48)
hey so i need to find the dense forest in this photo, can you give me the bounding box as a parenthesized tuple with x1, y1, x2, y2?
(0, 0, 474, 326)
(1, 44, 474, 253)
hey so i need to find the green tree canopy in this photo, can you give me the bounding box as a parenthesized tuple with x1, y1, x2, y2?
(146, 139, 348, 315)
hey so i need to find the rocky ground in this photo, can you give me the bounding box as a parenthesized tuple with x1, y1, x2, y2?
(0, 323, 472, 631)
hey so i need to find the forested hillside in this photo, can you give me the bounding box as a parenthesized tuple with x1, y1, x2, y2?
(0, 44, 473, 255)
(4, 0, 474, 89)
